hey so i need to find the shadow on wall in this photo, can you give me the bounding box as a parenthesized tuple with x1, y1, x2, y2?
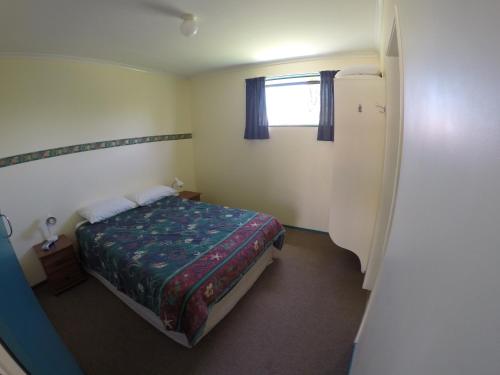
(200, 172, 299, 229)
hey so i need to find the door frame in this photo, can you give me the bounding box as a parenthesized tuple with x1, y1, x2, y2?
(0, 338, 28, 375)
(355, 3, 405, 343)
(363, 4, 405, 291)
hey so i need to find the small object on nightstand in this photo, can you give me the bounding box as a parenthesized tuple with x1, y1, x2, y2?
(39, 215, 59, 250)
(178, 191, 201, 201)
(34, 235, 87, 295)
(172, 177, 185, 192)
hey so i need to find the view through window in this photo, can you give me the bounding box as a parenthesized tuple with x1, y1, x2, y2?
(265, 74, 320, 126)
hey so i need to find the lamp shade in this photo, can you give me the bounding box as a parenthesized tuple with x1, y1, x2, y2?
(172, 177, 184, 190)
(180, 15, 198, 37)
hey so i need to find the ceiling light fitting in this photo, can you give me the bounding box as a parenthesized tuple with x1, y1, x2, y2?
(180, 14, 198, 37)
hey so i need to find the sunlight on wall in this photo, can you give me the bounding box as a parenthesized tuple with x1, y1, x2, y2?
(253, 44, 319, 62)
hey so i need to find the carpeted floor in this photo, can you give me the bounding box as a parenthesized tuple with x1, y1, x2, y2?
(35, 228, 369, 375)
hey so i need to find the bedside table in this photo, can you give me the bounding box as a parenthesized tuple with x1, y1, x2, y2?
(34, 235, 87, 295)
(178, 191, 201, 201)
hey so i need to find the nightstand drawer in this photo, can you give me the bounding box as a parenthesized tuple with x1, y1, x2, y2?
(41, 249, 76, 271)
(178, 191, 201, 201)
(34, 235, 87, 295)
(49, 263, 85, 292)
(44, 255, 77, 274)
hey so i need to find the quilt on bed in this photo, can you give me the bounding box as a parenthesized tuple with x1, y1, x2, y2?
(76, 196, 285, 344)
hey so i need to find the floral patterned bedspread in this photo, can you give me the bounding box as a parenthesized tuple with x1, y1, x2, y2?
(76, 196, 285, 345)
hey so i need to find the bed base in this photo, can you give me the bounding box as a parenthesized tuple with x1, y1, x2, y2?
(86, 247, 278, 348)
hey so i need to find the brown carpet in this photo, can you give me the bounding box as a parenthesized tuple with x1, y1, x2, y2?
(35, 228, 369, 375)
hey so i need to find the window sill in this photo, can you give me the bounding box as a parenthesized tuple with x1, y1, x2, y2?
(269, 125, 319, 128)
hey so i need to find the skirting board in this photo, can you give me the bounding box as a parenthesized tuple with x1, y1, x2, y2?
(283, 224, 328, 235)
(348, 343, 357, 374)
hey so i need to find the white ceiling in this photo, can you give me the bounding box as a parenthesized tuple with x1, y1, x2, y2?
(0, 0, 379, 76)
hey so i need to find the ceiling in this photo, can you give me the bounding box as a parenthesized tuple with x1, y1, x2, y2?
(0, 0, 380, 76)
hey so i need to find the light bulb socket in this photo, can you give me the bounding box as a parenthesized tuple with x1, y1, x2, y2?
(181, 14, 196, 21)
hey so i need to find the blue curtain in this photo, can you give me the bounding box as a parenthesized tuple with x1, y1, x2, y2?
(244, 77, 270, 140)
(317, 70, 339, 141)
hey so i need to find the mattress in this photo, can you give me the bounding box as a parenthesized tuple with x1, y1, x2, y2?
(76, 196, 285, 346)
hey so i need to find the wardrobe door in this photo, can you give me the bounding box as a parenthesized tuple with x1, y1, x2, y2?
(328, 77, 386, 272)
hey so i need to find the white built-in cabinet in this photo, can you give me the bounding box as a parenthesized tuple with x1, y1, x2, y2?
(328, 76, 386, 272)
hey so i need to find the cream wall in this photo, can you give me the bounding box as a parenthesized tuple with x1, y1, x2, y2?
(352, 0, 500, 374)
(0, 58, 196, 285)
(189, 54, 380, 233)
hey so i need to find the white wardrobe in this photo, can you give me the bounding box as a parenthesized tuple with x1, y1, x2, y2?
(328, 76, 386, 273)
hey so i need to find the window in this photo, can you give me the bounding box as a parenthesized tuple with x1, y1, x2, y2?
(265, 74, 320, 126)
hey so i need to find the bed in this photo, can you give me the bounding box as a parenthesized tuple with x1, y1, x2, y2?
(76, 195, 285, 347)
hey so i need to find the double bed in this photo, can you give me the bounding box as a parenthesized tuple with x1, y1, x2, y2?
(76, 195, 285, 347)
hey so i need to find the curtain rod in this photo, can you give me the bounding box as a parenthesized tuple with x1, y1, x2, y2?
(265, 72, 320, 82)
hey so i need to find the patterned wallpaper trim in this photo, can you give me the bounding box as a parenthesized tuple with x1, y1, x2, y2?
(0, 133, 192, 169)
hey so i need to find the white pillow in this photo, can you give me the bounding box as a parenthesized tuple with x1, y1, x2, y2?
(78, 197, 137, 224)
(129, 185, 178, 206)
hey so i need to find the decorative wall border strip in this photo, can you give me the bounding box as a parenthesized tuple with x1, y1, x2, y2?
(0, 133, 192, 169)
